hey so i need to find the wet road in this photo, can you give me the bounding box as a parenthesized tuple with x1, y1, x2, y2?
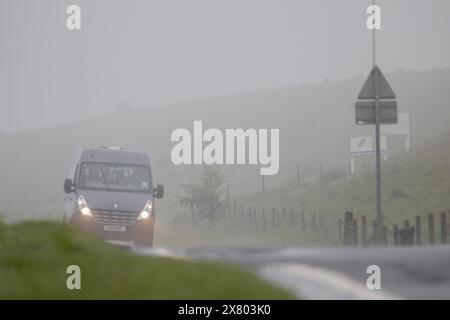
(137, 245, 450, 299)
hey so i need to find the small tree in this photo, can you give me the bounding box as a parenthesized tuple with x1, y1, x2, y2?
(178, 166, 225, 223)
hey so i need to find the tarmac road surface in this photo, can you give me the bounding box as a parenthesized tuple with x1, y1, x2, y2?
(137, 245, 450, 299)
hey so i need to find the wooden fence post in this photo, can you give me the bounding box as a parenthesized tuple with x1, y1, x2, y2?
(382, 225, 388, 246)
(393, 224, 400, 246)
(415, 216, 422, 246)
(401, 220, 409, 245)
(352, 218, 358, 246)
(343, 211, 354, 246)
(448, 209, 450, 233)
(428, 213, 435, 245)
(361, 216, 368, 246)
(402, 220, 414, 246)
(441, 212, 447, 244)
(372, 220, 377, 245)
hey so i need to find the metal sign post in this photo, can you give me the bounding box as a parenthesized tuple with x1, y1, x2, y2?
(355, 2, 398, 244)
(357, 68, 396, 245)
(374, 68, 383, 245)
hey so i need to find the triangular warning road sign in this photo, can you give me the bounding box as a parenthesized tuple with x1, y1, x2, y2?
(358, 65, 396, 100)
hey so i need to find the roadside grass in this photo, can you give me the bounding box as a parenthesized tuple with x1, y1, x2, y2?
(0, 221, 295, 299)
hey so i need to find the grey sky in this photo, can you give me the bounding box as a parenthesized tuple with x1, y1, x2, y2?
(1, 0, 449, 132)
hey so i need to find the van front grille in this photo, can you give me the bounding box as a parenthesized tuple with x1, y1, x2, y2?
(92, 210, 138, 225)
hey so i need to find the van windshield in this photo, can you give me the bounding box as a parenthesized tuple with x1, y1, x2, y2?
(79, 162, 151, 193)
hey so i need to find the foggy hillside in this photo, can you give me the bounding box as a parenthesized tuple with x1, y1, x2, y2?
(239, 125, 450, 239)
(1, 67, 449, 222)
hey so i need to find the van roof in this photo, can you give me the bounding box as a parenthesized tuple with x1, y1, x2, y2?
(78, 147, 151, 166)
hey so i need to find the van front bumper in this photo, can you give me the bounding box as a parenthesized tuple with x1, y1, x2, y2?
(71, 212, 155, 242)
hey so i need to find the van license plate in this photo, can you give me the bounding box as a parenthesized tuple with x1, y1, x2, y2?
(104, 225, 126, 232)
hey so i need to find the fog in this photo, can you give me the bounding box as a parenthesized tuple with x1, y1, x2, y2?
(2, 1, 450, 302)
(1, 0, 450, 248)
(1, 0, 450, 133)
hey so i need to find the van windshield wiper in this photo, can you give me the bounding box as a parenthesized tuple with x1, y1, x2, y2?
(99, 167, 110, 190)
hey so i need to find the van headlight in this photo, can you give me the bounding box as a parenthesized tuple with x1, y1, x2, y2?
(138, 200, 153, 220)
(78, 196, 92, 217)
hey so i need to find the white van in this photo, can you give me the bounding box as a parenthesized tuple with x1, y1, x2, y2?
(63, 147, 164, 247)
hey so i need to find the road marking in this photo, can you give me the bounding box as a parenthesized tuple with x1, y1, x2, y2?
(133, 247, 190, 260)
(259, 263, 402, 300)
(105, 240, 134, 249)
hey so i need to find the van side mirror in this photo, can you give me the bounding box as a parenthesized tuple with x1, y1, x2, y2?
(64, 179, 74, 193)
(154, 184, 164, 199)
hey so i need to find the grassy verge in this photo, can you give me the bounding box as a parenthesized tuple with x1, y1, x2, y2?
(0, 221, 294, 299)
(230, 131, 450, 246)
